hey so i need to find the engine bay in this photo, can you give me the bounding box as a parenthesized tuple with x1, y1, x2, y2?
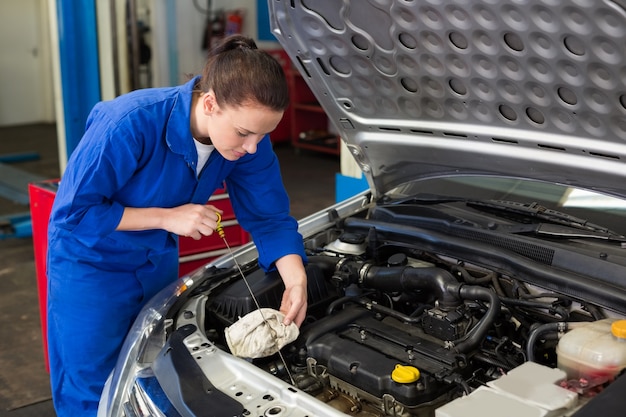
(190, 204, 626, 417)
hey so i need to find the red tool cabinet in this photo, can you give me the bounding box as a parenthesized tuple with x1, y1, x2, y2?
(29, 180, 59, 371)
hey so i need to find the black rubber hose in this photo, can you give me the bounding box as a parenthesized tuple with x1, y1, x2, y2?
(452, 265, 494, 285)
(500, 297, 570, 320)
(299, 304, 369, 347)
(325, 290, 376, 315)
(354, 297, 423, 324)
(527, 322, 567, 362)
(306, 255, 342, 274)
(583, 303, 605, 320)
(326, 295, 358, 316)
(453, 286, 501, 353)
(361, 265, 463, 308)
(473, 352, 513, 371)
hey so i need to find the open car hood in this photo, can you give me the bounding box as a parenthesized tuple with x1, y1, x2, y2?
(269, 0, 626, 199)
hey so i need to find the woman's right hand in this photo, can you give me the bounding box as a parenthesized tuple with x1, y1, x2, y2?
(162, 204, 223, 239)
(117, 204, 223, 238)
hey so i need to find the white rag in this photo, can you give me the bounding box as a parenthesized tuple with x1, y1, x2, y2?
(224, 308, 299, 359)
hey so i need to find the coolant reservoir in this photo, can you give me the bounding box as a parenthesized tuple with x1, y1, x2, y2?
(556, 319, 626, 381)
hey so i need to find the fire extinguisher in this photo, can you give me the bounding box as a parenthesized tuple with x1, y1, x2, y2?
(225, 9, 243, 35)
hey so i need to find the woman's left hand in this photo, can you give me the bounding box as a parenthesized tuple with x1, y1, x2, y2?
(280, 283, 307, 327)
(275, 254, 308, 327)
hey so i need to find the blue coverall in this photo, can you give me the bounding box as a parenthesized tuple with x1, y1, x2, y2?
(46, 76, 306, 416)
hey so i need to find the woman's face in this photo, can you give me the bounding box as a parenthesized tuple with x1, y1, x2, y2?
(202, 93, 284, 161)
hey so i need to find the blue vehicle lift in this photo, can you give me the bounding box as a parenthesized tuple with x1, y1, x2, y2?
(0, 152, 46, 239)
(0, 212, 33, 239)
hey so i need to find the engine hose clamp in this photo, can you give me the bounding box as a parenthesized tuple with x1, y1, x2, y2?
(335, 257, 350, 272)
(358, 262, 372, 285)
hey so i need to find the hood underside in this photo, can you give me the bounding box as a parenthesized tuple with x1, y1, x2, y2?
(269, 0, 626, 198)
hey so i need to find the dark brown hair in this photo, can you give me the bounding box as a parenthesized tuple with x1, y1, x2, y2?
(198, 35, 289, 111)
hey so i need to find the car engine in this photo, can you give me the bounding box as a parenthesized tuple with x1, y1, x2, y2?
(196, 206, 626, 417)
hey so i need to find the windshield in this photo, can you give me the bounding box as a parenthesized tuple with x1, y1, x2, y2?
(385, 176, 626, 236)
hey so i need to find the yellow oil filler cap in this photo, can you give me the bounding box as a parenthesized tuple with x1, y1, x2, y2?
(611, 320, 626, 339)
(391, 364, 420, 383)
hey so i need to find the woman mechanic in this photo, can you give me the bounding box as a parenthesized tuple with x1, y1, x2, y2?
(46, 35, 308, 416)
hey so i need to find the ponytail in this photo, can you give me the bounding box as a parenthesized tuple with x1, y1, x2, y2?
(199, 35, 289, 111)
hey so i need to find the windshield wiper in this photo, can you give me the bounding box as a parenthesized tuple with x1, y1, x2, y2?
(381, 193, 465, 205)
(383, 194, 626, 241)
(467, 200, 626, 240)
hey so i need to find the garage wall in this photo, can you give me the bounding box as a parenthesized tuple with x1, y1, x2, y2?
(0, 0, 55, 127)
(151, 0, 279, 88)
(0, 0, 274, 128)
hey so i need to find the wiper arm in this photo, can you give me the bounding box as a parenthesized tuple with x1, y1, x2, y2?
(467, 199, 626, 239)
(502, 222, 626, 242)
(536, 223, 626, 242)
(382, 193, 465, 205)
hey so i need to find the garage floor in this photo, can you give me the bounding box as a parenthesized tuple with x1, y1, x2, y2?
(0, 123, 339, 416)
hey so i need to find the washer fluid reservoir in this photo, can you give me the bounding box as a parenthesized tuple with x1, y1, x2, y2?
(556, 319, 626, 382)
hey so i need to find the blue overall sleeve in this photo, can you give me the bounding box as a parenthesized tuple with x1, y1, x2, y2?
(50, 105, 145, 248)
(225, 136, 306, 271)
